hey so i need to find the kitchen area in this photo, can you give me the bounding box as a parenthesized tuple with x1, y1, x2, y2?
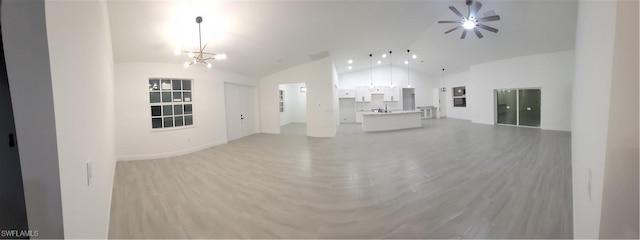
(338, 85, 437, 132)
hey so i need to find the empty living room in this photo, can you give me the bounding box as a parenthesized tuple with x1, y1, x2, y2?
(0, 0, 638, 239)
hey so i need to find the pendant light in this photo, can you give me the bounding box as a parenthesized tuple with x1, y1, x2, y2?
(389, 51, 394, 88)
(369, 54, 374, 88)
(407, 49, 411, 88)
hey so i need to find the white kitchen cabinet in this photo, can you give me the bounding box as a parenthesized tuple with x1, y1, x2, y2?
(355, 87, 371, 102)
(384, 87, 399, 102)
(338, 89, 356, 98)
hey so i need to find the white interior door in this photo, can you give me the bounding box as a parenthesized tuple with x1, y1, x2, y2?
(239, 85, 255, 136)
(225, 83, 242, 141)
(225, 83, 255, 141)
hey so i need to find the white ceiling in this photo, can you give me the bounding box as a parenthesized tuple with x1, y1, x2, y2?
(107, 0, 578, 78)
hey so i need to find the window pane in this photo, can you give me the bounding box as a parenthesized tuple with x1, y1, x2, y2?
(173, 92, 182, 102)
(162, 92, 172, 102)
(184, 104, 192, 114)
(184, 115, 193, 125)
(172, 80, 182, 90)
(175, 116, 184, 126)
(162, 105, 173, 116)
(519, 89, 541, 127)
(163, 117, 173, 127)
(151, 106, 161, 116)
(174, 105, 183, 115)
(150, 92, 160, 103)
(183, 80, 191, 90)
(183, 92, 192, 102)
(149, 79, 160, 91)
(161, 80, 172, 90)
(496, 90, 517, 125)
(152, 118, 162, 128)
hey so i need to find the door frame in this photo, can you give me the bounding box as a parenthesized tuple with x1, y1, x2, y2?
(494, 87, 542, 128)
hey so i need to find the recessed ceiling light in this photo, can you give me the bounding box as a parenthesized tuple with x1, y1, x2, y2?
(348, 66, 352, 70)
(377, 60, 382, 64)
(412, 54, 417, 59)
(382, 54, 387, 58)
(348, 59, 353, 64)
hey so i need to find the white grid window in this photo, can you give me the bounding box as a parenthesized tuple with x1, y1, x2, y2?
(149, 78, 194, 129)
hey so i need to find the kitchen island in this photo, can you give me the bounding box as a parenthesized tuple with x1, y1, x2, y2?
(361, 110, 422, 132)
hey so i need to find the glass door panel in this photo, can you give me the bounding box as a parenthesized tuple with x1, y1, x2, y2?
(496, 90, 517, 125)
(519, 89, 541, 127)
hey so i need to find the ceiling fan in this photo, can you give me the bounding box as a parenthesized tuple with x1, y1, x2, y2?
(437, 0, 501, 39)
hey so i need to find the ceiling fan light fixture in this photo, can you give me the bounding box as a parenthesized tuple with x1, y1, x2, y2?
(463, 19, 476, 29)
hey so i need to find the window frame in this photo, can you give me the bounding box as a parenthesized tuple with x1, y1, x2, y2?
(149, 78, 195, 131)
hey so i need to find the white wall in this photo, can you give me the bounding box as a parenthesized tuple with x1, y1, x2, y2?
(44, 1, 117, 237)
(115, 63, 256, 160)
(572, 0, 639, 238)
(279, 82, 307, 126)
(2, 0, 64, 237)
(467, 50, 575, 131)
(339, 65, 440, 111)
(259, 57, 336, 137)
(441, 71, 470, 120)
(571, 1, 616, 237)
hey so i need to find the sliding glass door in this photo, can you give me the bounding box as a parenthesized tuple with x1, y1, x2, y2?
(519, 89, 541, 127)
(496, 90, 517, 125)
(495, 89, 541, 127)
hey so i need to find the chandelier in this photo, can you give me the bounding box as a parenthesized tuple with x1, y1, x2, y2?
(182, 16, 227, 68)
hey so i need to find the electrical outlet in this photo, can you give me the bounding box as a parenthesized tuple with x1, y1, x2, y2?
(86, 159, 93, 187)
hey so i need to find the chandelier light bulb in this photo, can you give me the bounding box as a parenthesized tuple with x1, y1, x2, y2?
(404, 60, 409, 65)
(412, 54, 417, 59)
(407, 84, 411, 88)
(183, 62, 190, 68)
(188, 52, 195, 58)
(348, 59, 353, 64)
(214, 54, 228, 60)
(348, 66, 352, 70)
(207, 63, 212, 68)
(382, 54, 387, 58)
(174, 47, 182, 56)
(377, 60, 382, 64)
(463, 19, 476, 30)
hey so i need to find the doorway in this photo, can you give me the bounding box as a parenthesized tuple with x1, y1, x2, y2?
(278, 82, 307, 135)
(224, 83, 256, 141)
(402, 88, 415, 111)
(495, 88, 541, 127)
(0, 19, 29, 233)
(438, 88, 447, 117)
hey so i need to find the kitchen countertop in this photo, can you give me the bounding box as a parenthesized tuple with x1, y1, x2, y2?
(361, 110, 422, 116)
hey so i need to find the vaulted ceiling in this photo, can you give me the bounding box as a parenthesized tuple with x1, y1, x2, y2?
(107, 0, 578, 78)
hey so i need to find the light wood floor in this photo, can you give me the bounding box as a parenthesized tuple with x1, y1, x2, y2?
(109, 118, 572, 239)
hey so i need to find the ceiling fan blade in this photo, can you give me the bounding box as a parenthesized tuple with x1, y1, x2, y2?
(461, 30, 467, 39)
(477, 24, 499, 33)
(477, 15, 500, 22)
(445, 26, 461, 34)
(474, 28, 484, 38)
(449, 6, 465, 18)
(470, 1, 483, 18)
(438, 20, 460, 24)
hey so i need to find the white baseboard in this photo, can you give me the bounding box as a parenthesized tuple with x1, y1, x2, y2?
(117, 140, 228, 161)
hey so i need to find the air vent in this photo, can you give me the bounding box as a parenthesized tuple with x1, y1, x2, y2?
(309, 50, 330, 61)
